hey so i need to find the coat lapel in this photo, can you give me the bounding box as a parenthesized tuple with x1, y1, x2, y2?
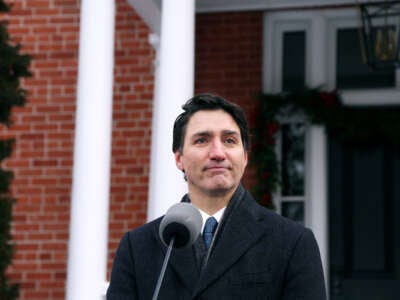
(192, 190, 271, 296)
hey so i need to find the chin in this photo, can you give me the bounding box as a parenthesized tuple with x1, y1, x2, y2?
(206, 184, 235, 196)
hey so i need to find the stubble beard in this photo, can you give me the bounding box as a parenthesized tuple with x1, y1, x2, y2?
(190, 174, 237, 198)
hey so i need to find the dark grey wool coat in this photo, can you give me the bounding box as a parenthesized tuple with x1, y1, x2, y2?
(107, 185, 326, 300)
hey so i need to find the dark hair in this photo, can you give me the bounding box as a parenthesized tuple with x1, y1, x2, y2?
(172, 93, 250, 153)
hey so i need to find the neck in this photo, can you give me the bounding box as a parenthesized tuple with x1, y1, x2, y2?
(189, 186, 237, 215)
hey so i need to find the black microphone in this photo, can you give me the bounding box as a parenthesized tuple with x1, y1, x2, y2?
(152, 203, 202, 300)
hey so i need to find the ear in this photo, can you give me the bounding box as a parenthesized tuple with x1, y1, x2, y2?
(174, 151, 184, 171)
(244, 151, 248, 167)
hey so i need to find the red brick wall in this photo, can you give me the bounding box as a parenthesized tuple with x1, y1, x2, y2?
(1, 1, 154, 299)
(2, 1, 80, 299)
(195, 11, 263, 189)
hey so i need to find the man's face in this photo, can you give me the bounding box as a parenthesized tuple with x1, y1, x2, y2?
(175, 109, 248, 197)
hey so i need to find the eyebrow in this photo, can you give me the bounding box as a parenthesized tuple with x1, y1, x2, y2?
(222, 130, 239, 136)
(191, 130, 239, 138)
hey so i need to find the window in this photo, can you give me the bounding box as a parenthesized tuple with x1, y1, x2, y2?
(279, 123, 306, 224)
(282, 31, 306, 91)
(264, 20, 309, 224)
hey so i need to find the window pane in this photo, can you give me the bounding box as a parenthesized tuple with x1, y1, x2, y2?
(281, 123, 305, 196)
(282, 31, 306, 91)
(336, 28, 395, 89)
(282, 201, 304, 224)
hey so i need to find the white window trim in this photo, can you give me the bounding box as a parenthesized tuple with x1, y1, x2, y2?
(264, 11, 313, 93)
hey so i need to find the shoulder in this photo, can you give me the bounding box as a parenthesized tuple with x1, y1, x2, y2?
(242, 195, 322, 267)
(111, 217, 163, 261)
(241, 190, 313, 243)
(253, 202, 321, 263)
(123, 217, 162, 247)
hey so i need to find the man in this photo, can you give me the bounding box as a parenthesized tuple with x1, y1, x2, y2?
(107, 94, 327, 299)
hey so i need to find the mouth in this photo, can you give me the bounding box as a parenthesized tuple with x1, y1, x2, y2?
(204, 165, 230, 172)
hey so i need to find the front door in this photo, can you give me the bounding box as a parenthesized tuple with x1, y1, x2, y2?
(329, 137, 400, 299)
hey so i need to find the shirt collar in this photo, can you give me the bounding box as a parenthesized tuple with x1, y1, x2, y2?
(197, 206, 226, 233)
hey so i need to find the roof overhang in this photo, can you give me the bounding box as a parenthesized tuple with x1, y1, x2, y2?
(153, 0, 382, 13)
(127, 0, 383, 34)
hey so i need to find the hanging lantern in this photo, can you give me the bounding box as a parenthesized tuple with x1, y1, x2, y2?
(359, 0, 400, 69)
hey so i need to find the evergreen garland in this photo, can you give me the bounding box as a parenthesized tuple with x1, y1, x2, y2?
(0, 1, 31, 299)
(251, 88, 400, 209)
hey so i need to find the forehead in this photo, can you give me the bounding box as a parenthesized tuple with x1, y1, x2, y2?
(185, 109, 240, 136)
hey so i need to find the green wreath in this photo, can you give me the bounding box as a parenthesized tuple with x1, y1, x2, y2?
(250, 88, 400, 209)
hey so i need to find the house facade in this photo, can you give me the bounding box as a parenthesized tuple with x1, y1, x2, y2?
(2, 0, 399, 299)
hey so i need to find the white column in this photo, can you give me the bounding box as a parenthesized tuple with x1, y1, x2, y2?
(305, 126, 329, 290)
(66, 1, 115, 299)
(307, 15, 329, 293)
(147, 0, 195, 221)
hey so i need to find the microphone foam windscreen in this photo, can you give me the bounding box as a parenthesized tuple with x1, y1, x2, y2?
(159, 203, 202, 248)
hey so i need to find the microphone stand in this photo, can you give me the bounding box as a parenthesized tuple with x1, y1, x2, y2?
(152, 236, 175, 300)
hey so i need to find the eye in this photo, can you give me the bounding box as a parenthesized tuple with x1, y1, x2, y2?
(194, 137, 208, 144)
(224, 137, 237, 144)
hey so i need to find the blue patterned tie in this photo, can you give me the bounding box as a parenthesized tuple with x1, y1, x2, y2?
(203, 217, 218, 249)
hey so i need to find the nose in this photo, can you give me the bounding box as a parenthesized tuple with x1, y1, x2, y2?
(209, 140, 226, 161)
